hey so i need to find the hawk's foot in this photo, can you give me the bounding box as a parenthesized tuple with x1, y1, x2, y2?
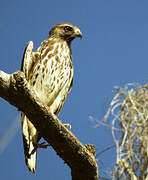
(63, 123, 71, 129)
(31, 142, 49, 155)
(37, 142, 50, 149)
(58, 118, 71, 129)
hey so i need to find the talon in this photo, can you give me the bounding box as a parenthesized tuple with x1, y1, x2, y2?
(31, 142, 49, 155)
(63, 123, 71, 129)
(37, 142, 50, 149)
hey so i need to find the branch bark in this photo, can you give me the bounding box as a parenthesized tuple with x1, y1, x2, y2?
(0, 70, 98, 180)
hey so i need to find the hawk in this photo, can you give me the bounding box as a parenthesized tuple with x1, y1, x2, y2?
(21, 23, 82, 173)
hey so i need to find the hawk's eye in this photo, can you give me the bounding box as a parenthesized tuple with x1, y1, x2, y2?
(64, 26, 73, 32)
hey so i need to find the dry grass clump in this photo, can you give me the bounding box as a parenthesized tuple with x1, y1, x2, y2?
(108, 84, 148, 180)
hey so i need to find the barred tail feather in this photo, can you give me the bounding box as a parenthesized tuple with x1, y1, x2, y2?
(21, 113, 38, 173)
(26, 142, 37, 173)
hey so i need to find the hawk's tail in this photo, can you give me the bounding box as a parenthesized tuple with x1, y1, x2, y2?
(25, 141, 37, 173)
(21, 113, 38, 173)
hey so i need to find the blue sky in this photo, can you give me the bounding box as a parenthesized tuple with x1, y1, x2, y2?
(1, 0, 148, 179)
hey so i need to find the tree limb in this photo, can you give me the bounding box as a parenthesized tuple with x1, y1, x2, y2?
(0, 70, 98, 180)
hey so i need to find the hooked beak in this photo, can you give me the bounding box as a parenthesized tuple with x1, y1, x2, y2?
(74, 27, 82, 39)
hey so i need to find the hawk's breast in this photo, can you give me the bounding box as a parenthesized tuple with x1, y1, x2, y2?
(29, 40, 73, 114)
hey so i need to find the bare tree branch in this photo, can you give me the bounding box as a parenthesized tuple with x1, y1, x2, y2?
(0, 70, 98, 180)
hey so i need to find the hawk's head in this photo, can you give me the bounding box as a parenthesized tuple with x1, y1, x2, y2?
(49, 23, 82, 43)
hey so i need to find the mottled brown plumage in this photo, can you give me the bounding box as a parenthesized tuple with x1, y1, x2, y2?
(21, 23, 82, 173)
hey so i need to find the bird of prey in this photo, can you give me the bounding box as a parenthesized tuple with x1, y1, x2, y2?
(21, 23, 82, 173)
